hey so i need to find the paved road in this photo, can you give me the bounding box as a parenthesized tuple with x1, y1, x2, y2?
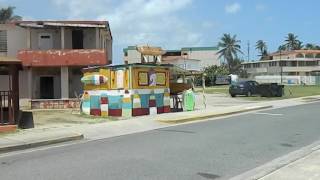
(1, 102, 320, 180)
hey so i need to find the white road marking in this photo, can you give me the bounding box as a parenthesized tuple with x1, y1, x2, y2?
(254, 112, 283, 116)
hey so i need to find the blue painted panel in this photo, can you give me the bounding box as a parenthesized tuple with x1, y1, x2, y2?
(82, 101, 90, 108)
(90, 95, 101, 109)
(108, 96, 122, 109)
(155, 94, 164, 107)
(122, 103, 133, 109)
(140, 94, 150, 108)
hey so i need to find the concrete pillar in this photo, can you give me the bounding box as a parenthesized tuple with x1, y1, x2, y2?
(27, 68, 33, 99)
(26, 28, 31, 49)
(61, 67, 69, 99)
(61, 27, 65, 49)
(96, 27, 100, 49)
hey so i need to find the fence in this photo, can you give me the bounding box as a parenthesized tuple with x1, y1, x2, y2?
(255, 76, 320, 85)
(0, 91, 14, 125)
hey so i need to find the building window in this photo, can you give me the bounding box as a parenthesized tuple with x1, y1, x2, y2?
(0, 30, 7, 53)
(244, 64, 251, 68)
(269, 61, 277, 67)
(298, 61, 305, 66)
(253, 63, 260, 68)
(305, 53, 314, 58)
(279, 61, 287, 67)
(306, 61, 317, 66)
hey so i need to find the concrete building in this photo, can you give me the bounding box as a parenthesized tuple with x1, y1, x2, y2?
(0, 21, 112, 109)
(123, 46, 220, 71)
(242, 50, 320, 77)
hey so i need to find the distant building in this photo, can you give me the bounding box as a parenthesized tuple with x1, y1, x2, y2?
(123, 46, 220, 71)
(242, 50, 320, 77)
(0, 20, 112, 109)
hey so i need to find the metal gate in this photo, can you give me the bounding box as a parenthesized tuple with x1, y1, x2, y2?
(0, 91, 14, 125)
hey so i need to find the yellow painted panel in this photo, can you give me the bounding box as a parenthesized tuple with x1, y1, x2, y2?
(110, 70, 117, 89)
(83, 72, 100, 90)
(124, 69, 130, 89)
(99, 68, 110, 89)
(132, 67, 170, 89)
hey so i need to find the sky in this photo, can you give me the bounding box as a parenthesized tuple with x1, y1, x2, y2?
(2, 0, 320, 64)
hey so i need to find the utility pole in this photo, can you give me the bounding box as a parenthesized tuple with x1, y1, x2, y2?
(247, 41, 250, 62)
(280, 50, 283, 84)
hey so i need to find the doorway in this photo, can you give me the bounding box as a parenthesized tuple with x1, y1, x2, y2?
(38, 33, 53, 50)
(40, 77, 54, 99)
(72, 30, 83, 49)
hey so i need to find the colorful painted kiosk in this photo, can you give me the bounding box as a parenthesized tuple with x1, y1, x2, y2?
(81, 63, 172, 117)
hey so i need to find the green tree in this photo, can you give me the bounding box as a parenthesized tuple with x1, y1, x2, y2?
(304, 43, 315, 50)
(0, 6, 22, 24)
(255, 40, 268, 59)
(278, 44, 286, 52)
(200, 65, 229, 86)
(284, 33, 302, 50)
(217, 33, 243, 72)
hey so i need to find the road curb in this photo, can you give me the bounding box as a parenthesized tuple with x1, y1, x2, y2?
(158, 105, 273, 124)
(0, 133, 84, 154)
(230, 140, 320, 180)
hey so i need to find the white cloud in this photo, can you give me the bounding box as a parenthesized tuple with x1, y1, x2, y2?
(256, 3, 266, 11)
(225, 2, 241, 14)
(52, 0, 209, 62)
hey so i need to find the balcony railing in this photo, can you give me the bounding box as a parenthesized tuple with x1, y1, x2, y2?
(18, 49, 108, 67)
(0, 91, 14, 125)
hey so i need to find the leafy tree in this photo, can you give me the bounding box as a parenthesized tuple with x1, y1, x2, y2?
(304, 43, 315, 50)
(0, 6, 22, 24)
(278, 44, 286, 52)
(284, 33, 302, 50)
(217, 33, 243, 72)
(197, 65, 229, 86)
(255, 40, 268, 59)
(304, 43, 320, 50)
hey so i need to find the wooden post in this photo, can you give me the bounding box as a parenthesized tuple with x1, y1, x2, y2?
(202, 73, 206, 109)
(10, 65, 19, 124)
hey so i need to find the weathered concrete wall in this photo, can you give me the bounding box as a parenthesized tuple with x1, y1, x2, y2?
(0, 75, 10, 91)
(184, 50, 220, 69)
(83, 28, 96, 49)
(30, 28, 61, 50)
(0, 24, 28, 57)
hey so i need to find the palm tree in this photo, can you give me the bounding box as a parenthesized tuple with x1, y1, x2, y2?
(305, 43, 315, 50)
(217, 33, 242, 71)
(0, 6, 22, 24)
(278, 45, 286, 52)
(284, 33, 301, 50)
(255, 40, 268, 59)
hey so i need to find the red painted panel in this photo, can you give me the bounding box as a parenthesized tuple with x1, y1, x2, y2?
(149, 99, 156, 107)
(163, 106, 170, 113)
(100, 97, 108, 104)
(18, 49, 108, 67)
(90, 109, 101, 116)
(132, 108, 149, 116)
(109, 109, 122, 117)
(157, 107, 164, 114)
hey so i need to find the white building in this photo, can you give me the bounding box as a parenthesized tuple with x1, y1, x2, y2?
(123, 46, 220, 71)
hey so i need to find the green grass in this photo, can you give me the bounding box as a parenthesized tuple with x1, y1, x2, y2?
(195, 85, 229, 94)
(196, 85, 320, 101)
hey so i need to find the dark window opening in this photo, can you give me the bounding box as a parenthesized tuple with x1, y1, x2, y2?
(0, 30, 7, 53)
(40, 77, 54, 99)
(72, 30, 84, 49)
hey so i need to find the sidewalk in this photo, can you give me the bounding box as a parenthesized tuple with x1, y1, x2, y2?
(0, 94, 319, 155)
(261, 149, 320, 180)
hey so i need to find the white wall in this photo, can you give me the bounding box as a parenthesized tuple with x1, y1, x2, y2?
(255, 75, 317, 85)
(184, 50, 220, 69)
